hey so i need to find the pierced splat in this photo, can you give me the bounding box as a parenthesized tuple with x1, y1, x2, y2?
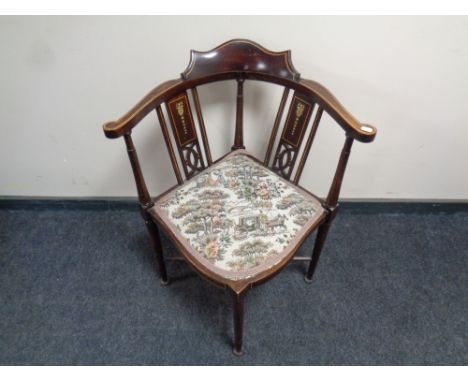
(166, 92, 206, 179)
(271, 93, 314, 179)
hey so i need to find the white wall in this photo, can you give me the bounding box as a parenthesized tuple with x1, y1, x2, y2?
(1, 16, 467, 200)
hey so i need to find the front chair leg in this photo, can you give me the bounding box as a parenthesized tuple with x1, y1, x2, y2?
(145, 218, 169, 285)
(305, 219, 333, 283)
(232, 292, 245, 356)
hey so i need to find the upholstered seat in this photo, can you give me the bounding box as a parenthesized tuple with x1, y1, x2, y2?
(150, 150, 325, 282)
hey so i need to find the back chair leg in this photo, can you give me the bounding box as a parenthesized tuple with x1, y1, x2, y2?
(232, 292, 245, 356)
(305, 219, 332, 283)
(145, 218, 169, 285)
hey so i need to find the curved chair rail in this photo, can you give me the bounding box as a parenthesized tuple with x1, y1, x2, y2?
(103, 39, 376, 143)
(103, 74, 376, 142)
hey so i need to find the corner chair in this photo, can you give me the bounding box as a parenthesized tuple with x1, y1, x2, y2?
(102, 39, 377, 356)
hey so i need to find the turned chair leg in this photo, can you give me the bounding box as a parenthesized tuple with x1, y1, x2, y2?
(145, 218, 169, 285)
(305, 219, 332, 283)
(232, 292, 245, 356)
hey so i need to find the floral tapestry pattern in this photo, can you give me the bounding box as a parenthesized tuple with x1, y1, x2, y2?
(157, 153, 321, 275)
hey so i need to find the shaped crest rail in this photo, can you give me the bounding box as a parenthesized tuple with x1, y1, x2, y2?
(181, 39, 300, 81)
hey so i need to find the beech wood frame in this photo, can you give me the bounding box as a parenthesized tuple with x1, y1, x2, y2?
(103, 39, 377, 356)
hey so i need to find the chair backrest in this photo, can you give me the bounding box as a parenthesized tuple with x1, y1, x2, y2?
(103, 39, 377, 211)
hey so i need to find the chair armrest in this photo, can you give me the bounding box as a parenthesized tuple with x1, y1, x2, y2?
(103, 76, 377, 143)
(102, 78, 183, 139)
(300, 78, 377, 143)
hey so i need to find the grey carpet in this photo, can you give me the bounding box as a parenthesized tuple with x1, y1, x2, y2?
(0, 207, 466, 365)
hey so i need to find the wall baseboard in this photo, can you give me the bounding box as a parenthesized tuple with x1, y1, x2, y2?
(1, 197, 467, 214)
(0, 197, 139, 211)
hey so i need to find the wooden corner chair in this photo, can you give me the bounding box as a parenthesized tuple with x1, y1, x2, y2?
(102, 39, 377, 356)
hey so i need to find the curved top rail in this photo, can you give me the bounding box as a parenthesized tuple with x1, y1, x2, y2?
(103, 40, 376, 143)
(103, 74, 376, 142)
(181, 39, 300, 82)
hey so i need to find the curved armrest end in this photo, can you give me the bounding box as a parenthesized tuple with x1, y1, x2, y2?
(103, 121, 124, 139)
(356, 123, 377, 143)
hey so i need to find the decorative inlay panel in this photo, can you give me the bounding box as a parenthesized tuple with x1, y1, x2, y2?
(167, 94, 198, 147)
(271, 94, 314, 179)
(280, 95, 313, 148)
(166, 93, 206, 179)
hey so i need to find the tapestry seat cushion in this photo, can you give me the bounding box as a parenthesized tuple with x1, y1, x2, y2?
(151, 150, 324, 280)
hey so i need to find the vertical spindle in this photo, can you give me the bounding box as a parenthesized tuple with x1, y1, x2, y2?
(232, 76, 245, 150)
(124, 133, 152, 208)
(293, 106, 323, 184)
(191, 87, 212, 165)
(264, 88, 290, 166)
(156, 105, 183, 185)
(326, 135, 354, 208)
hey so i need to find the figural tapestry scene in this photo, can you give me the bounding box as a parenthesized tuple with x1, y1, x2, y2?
(156, 151, 323, 279)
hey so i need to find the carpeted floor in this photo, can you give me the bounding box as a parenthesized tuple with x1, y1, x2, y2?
(0, 206, 467, 365)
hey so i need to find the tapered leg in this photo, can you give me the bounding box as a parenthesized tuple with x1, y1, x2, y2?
(305, 220, 332, 283)
(232, 292, 245, 356)
(145, 218, 169, 285)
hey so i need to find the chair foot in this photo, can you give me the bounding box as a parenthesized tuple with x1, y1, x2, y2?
(145, 218, 169, 283)
(306, 219, 333, 281)
(304, 275, 314, 284)
(232, 348, 244, 357)
(232, 292, 245, 357)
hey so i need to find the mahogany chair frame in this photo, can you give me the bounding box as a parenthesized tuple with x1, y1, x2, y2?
(103, 39, 377, 356)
